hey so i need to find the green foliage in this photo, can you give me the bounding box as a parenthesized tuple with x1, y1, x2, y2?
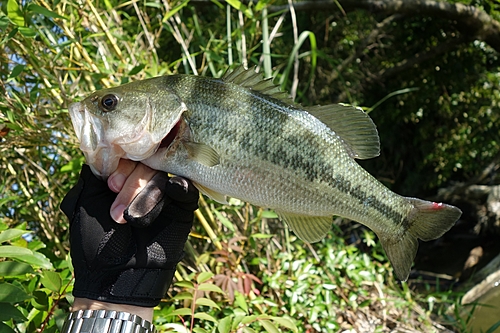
(0, 221, 71, 332)
(1, 0, 498, 332)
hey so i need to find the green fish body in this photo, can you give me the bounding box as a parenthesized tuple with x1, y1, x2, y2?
(69, 66, 461, 280)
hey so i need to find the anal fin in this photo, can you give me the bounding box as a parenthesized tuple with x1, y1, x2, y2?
(276, 211, 332, 243)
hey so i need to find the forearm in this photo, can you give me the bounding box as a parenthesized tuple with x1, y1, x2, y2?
(72, 298, 154, 322)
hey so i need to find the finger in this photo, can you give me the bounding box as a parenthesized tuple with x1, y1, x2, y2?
(124, 173, 172, 228)
(107, 159, 139, 193)
(110, 162, 157, 223)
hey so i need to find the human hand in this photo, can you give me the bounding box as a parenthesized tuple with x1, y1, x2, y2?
(61, 162, 199, 308)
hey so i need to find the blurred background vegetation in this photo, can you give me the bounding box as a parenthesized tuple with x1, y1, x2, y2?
(1, 0, 500, 332)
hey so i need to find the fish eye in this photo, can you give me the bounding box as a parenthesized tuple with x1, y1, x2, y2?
(100, 94, 119, 112)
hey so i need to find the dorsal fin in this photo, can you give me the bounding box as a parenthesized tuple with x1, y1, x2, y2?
(222, 65, 294, 104)
(306, 104, 380, 160)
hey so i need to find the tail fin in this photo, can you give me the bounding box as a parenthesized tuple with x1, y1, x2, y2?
(381, 197, 462, 281)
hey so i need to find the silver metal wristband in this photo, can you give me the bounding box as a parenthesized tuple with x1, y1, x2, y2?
(60, 309, 156, 333)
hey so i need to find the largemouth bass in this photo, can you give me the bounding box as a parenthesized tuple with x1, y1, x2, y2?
(68, 66, 461, 281)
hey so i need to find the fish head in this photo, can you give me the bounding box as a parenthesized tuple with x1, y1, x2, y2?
(68, 78, 187, 178)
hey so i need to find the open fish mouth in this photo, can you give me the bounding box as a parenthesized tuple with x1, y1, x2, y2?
(158, 119, 182, 149)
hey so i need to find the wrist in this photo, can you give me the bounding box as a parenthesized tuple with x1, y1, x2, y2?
(72, 298, 154, 322)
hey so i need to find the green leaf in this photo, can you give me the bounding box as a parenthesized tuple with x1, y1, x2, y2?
(8, 64, 25, 80)
(225, 0, 253, 18)
(214, 210, 235, 232)
(27, 4, 67, 20)
(174, 280, 195, 290)
(197, 283, 225, 294)
(269, 316, 298, 333)
(195, 297, 220, 309)
(7, 0, 24, 26)
(171, 291, 193, 301)
(18, 27, 36, 38)
(234, 291, 248, 313)
(0, 245, 32, 257)
(260, 320, 280, 333)
(192, 328, 208, 333)
(0, 303, 27, 321)
(128, 64, 145, 76)
(0, 14, 10, 29)
(161, 0, 190, 23)
(0, 282, 31, 303)
(31, 290, 48, 310)
(193, 312, 218, 323)
(0, 229, 28, 243)
(0, 322, 15, 333)
(0, 261, 34, 276)
(261, 210, 278, 219)
(217, 316, 232, 333)
(14, 251, 53, 270)
(240, 315, 258, 325)
(40, 271, 62, 293)
(165, 308, 192, 317)
(250, 233, 273, 239)
(196, 272, 214, 284)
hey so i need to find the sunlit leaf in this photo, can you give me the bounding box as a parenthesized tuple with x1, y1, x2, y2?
(14, 251, 53, 270)
(197, 283, 225, 294)
(0, 229, 28, 243)
(196, 271, 214, 284)
(0, 245, 32, 257)
(7, 0, 24, 26)
(171, 291, 193, 301)
(195, 297, 220, 309)
(40, 271, 62, 293)
(174, 280, 195, 290)
(260, 319, 280, 333)
(214, 210, 235, 232)
(269, 316, 298, 333)
(193, 312, 218, 323)
(234, 291, 248, 313)
(165, 308, 192, 317)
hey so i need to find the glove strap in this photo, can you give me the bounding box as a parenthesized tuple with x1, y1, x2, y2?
(61, 309, 156, 333)
(73, 268, 176, 307)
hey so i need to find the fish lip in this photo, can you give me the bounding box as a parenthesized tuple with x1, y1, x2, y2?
(68, 100, 123, 179)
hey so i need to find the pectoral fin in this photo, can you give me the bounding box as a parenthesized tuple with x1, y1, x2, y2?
(183, 141, 220, 167)
(192, 182, 228, 205)
(276, 211, 332, 243)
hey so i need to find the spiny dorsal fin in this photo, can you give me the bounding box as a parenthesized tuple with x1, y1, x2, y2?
(222, 65, 294, 104)
(276, 211, 332, 243)
(306, 104, 380, 160)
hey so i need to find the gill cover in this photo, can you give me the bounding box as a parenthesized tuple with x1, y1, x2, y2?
(68, 86, 187, 178)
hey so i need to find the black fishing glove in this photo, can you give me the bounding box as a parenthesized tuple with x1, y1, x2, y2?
(61, 164, 199, 307)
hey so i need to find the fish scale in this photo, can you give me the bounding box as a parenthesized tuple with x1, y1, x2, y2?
(68, 65, 462, 281)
